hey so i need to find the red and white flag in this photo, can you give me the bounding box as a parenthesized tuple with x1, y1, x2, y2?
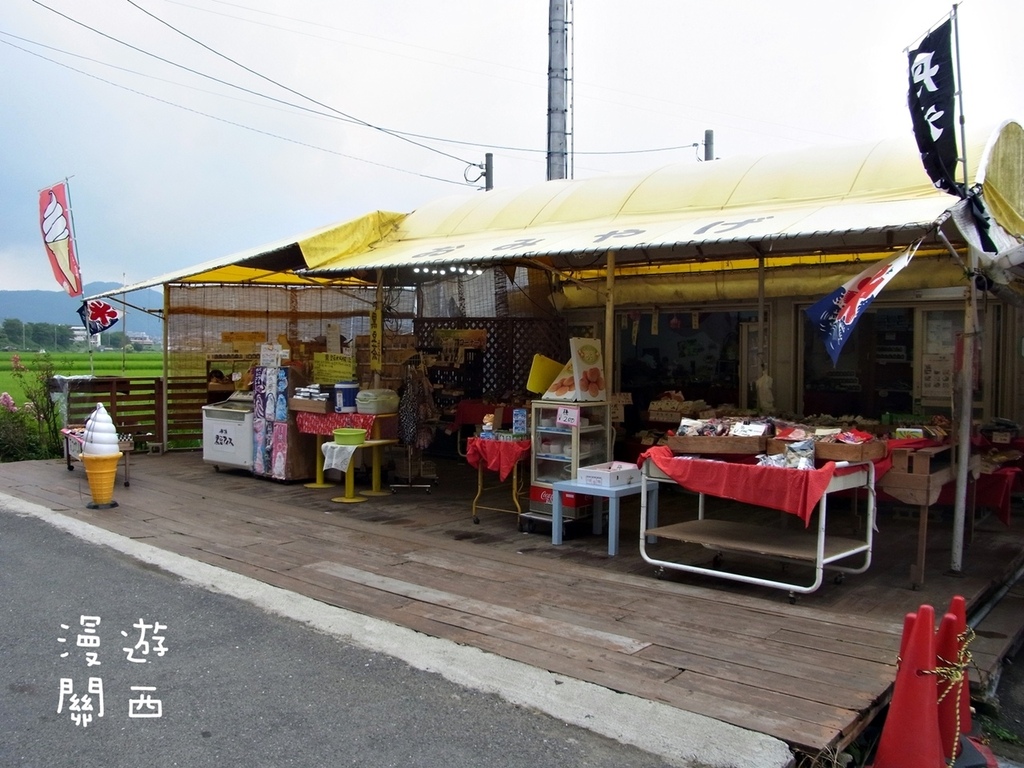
(39, 181, 83, 297)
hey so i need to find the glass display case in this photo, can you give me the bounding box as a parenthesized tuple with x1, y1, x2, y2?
(527, 400, 612, 522)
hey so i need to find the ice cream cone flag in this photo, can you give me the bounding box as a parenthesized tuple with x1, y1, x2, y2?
(38, 182, 82, 297)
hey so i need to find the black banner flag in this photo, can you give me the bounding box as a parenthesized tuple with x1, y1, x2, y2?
(907, 18, 962, 197)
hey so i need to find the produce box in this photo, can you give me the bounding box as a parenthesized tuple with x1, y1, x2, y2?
(665, 435, 767, 455)
(767, 439, 887, 462)
(289, 397, 331, 414)
(576, 461, 641, 487)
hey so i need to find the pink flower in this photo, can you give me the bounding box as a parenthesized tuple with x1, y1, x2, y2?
(0, 392, 17, 413)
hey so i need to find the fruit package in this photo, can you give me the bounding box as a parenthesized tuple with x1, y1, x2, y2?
(542, 338, 607, 402)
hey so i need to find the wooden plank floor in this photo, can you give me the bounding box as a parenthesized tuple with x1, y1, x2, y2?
(3, 450, 1023, 757)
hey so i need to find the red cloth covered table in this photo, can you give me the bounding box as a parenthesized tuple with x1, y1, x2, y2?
(295, 412, 397, 440)
(638, 445, 847, 526)
(465, 437, 530, 482)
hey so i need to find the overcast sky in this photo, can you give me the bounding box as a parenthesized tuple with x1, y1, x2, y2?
(1, 0, 1021, 292)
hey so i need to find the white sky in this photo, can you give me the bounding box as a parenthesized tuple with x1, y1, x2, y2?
(1, 0, 1021, 291)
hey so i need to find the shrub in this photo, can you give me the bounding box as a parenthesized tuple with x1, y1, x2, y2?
(0, 391, 47, 461)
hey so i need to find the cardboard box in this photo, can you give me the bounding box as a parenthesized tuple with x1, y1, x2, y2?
(576, 461, 641, 488)
(529, 484, 592, 507)
(288, 397, 331, 414)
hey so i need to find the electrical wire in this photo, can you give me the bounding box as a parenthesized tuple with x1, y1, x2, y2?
(13, 6, 705, 163)
(0, 35, 472, 187)
(122, 0, 474, 165)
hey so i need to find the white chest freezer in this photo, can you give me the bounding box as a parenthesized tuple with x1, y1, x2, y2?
(202, 392, 254, 470)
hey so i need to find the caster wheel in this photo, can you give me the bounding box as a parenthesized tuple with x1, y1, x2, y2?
(712, 553, 723, 568)
(213, 466, 220, 472)
(124, 481, 130, 488)
(67, 465, 75, 472)
(526, 521, 536, 534)
(473, 516, 480, 525)
(655, 567, 666, 580)
(833, 573, 845, 585)
(788, 593, 797, 605)
(426, 488, 431, 494)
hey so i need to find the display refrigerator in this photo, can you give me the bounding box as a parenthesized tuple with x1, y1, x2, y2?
(251, 365, 316, 481)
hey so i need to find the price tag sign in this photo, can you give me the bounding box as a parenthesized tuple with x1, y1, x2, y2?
(556, 405, 580, 428)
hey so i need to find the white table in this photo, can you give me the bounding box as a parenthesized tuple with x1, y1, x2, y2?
(550, 479, 659, 556)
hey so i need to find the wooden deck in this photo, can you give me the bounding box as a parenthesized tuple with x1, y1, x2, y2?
(3, 449, 1023, 759)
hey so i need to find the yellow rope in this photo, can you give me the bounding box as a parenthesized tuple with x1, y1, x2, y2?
(920, 626, 975, 763)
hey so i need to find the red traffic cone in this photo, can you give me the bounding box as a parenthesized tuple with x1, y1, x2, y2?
(936, 611, 964, 761)
(945, 595, 973, 737)
(870, 605, 945, 768)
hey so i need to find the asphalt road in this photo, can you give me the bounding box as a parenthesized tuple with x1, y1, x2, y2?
(0, 497, 791, 768)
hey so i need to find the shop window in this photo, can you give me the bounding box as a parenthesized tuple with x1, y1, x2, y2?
(617, 310, 756, 425)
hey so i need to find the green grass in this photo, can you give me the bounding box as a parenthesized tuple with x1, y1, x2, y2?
(0, 351, 164, 403)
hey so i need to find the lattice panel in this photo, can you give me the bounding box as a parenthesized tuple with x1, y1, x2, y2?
(415, 318, 568, 397)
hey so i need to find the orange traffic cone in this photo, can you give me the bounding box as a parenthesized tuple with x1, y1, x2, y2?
(936, 611, 964, 761)
(945, 595, 973, 738)
(870, 604, 945, 768)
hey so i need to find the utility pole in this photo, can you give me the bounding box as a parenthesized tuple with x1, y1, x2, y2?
(546, 0, 568, 180)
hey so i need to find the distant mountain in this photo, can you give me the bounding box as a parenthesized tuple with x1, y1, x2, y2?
(0, 282, 164, 338)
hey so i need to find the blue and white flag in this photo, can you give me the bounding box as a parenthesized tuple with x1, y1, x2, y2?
(805, 244, 919, 366)
(78, 299, 122, 336)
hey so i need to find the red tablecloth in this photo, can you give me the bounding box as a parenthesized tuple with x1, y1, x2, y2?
(465, 437, 530, 482)
(638, 445, 842, 527)
(295, 412, 397, 440)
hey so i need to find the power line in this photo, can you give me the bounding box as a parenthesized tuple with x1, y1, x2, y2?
(18, 3, 711, 163)
(123, 0, 474, 165)
(27, 0, 472, 168)
(0, 35, 472, 187)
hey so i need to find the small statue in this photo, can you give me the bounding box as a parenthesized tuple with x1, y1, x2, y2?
(480, 413, 496, 439)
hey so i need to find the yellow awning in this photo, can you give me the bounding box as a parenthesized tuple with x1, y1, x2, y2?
(308, 123, 1022, 279)
(86, 211, 405, 299)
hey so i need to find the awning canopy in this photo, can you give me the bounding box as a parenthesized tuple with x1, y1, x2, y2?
(87, 211, 405, 299)
(89, 122, 1024, 300)
(306, 122, 1024, 282)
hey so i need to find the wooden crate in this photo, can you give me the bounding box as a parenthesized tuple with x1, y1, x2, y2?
(890, 444, 952, 475)
(767, 439, 886, 462)
(665, 435, 767, 455)
(813, 440, 887, 462)
(288, 397, 332, 414)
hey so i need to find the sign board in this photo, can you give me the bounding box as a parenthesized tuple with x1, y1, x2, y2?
(369, 308, 382, 373)
(556, 405, 581, 428)
(313, 353, 356, 384)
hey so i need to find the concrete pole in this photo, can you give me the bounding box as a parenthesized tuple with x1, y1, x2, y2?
(951, 248, 978, 572)
(547, 0, 568, 181)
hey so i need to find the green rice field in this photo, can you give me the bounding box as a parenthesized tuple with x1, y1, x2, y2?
(0, 351, 164, 404)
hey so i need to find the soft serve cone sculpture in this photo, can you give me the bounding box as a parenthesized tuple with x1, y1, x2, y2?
(81, 403, 122, 508)
(41, 191, 79, 294)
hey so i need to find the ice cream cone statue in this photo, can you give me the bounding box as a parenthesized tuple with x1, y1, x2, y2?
(40, 189, 80, 296)
(81, 403, 122, 509)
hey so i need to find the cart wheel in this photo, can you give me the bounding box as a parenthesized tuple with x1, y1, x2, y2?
(425, 488, 431, 494)
(67, 465, 75, 472)
(473, 516, 480, 524)
(124, 481, 130, 488)
(788, 592, 797, 605)
(213, 466, 220, 472)
(833, 573, 845, 585)
(655, 567, 666, 580)
(712, 553, 723, 568)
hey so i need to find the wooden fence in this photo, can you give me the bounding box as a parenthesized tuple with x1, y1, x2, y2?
(63, 376, 207, 450)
